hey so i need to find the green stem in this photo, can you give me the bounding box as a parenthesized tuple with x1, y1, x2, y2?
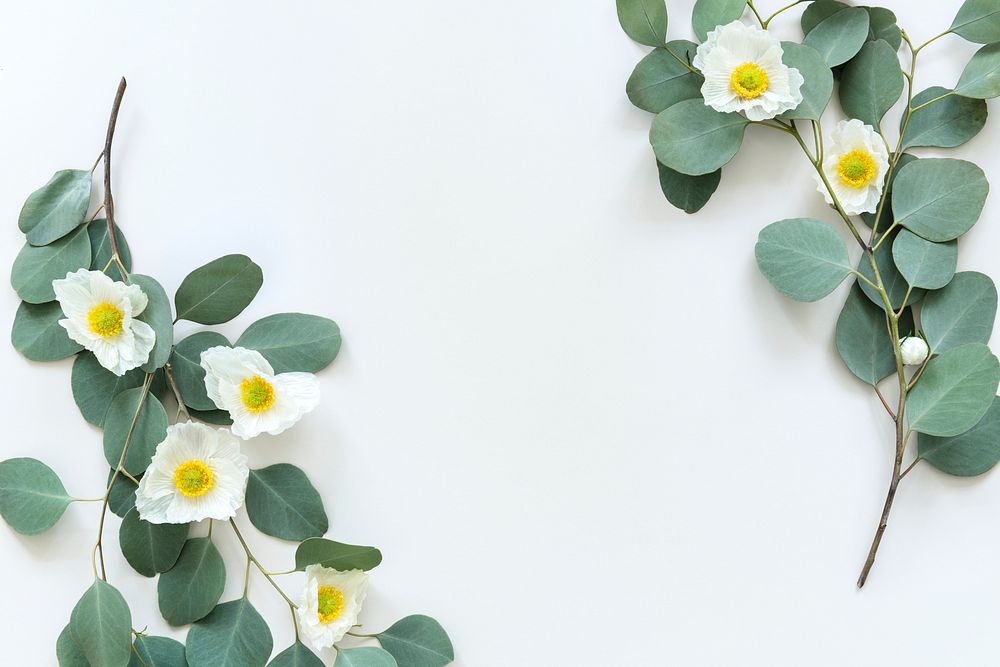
(229, 519, 300, 612)
(762, 0, 806, 28)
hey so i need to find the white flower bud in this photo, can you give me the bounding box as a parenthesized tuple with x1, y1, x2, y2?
(900, 336, 929, 366)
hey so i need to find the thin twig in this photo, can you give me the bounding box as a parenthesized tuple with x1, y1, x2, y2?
(103, 78, 130, 281)
(874, 385, 896, 420)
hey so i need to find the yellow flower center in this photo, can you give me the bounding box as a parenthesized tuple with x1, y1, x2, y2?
(317, 585, 346, 624)
(730, 62, 769, 99)
(172, 460, 215, 497)
(240, 376, 276, 413)
(87, 302, 124, 338)
(837, 149, 878, 188)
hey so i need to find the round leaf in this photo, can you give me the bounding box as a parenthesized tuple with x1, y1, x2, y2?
(0, 458, 72, 535)
(921, 271, 997, 354)
(955, 43, 1000, 99)
(189, 408, 234, 426)
(186, 598, 273, 667)
(778, 42, 833, 121)
(839, 40, 904, 128)
(803, 6, 870, 68)
(858, 232, 923, 312)
(11, 225, 91, 304)
(119, 508, 188, 577)
(626, 43, 702, 114)
(951, 0, 1000, 43)
(19, 169, 92, 246)
(158, 537, 226, 626)
(656, 161, 721, 214)
(891, 158, 988, 242)
(237, 313, 342, 373)
(335, 648, 398, 667)
(649, 99, 749, 176)
(907, 343, 1000, 437)
(88, 219, 133, 283)
(919, 397, 1000, 476)
(131, 635, 188, 667)
(103, 387, 168, 476)
(294, 538, 383, 572)
(268, 643, 324, 667)
(175, 254, 263, 325)
(901, 87, 986, 150)
(70, 579, 132, 667)
(835, 286, 898, 385)
(72, 352, 147, 426)
(754, 218, 852, 302)
(11, 300, 83, 361)
(130, 274, 174, 373)
(866, 6, 901, 50)
(801, 0, 848, 34)
(616, 0, 667, 47)
(108, 469, 138, 518)
(246, 464, 328, 541)
(169, 331, 231, 411)
(891, 229, 957, 290)
(692, 0, 746, 42)
(377, 616, 454, 667)
(57, 624, 90, 667)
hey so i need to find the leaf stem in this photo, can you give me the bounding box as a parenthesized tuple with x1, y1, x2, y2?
(873, 384, 896, 419)
(762, 0, 806, 28)
(163, 363, 192, 421)
(228, 519, 300, 610)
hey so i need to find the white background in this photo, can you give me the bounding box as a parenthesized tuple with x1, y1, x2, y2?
(1, 1, 1000, 665)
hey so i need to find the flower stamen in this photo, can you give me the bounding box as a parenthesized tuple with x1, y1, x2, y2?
(837, 149, 878, 188)
(730, 62, 769, 99)
(240, 376, 276, 413)
(317, 585, 346, 624)
(87, 302, 124, 338)
(172, 459, 215, 497)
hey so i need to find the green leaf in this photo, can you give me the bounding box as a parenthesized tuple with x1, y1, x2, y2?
(951, 0, 1000, 43)
(0, 458, 72, 535)
(186, 598, 273, 667)
(10, 225, 91, 304)
(130, 274, 174, 373)
(130, 636, 188, 667)
(778, 42, 834, 121)
(236, 313, 342, 373)
(108, 470, 138, 518)
(103, 387, 168, 476)
(335, 648, 398, 667)
(901, 87, 987, 150)
(88, 219, 133, 283)
(891, 158, 988, 242)
(246, 464, 328, 541)
(861, 153, 918, 229)
(955, 43, 1000, 99)
(158, 537, 226, 626)
(268, 643, 324, 667)
(71, 353, 146, 427)
(865, 6, 901, 50)
(189, 408, 234, 426)
(119, 508, 188, 577)
(57, 624, 90, 667)
(907, 343, 1000, 437)
(754, 218, 852, 302)
(890, 229, 957, 290)
(11, 300, 83, 361)
(175, 255, 264, 325)
(649, 100, 749, 176)
(19, 169, 92, 246)
(626, 43, 702, 114)
(294, 538, 383, 571)
(377, 616, 454, 667)
(835, 286, 897, 385)
(692, 0, 746, 42)
(616, 0, 667, 47)
(921, 271, 997, 354)
(656, 161, 721, 214)
(169, 331, 231, 411)
(839, 40, 904, 128)
(919, 397, 1000, 476)
(70, 579, 133, 667)
(858, 231, 923, 312)
(803, 6, 870, 67)
(801, 0, 848, 34)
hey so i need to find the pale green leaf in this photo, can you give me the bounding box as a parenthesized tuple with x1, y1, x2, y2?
(626, 43, 702, 114)
(175, 254, 263, 325)
(335, 648, 398, 667)
(119, 508, 188, 577)
(186, 599, 273, 667)
(377, 616, 454, 667)
(835, 286, 898, 385)
(890, 229, 957, 290)
(649, 99, 749, 176)
(656, 161, 721, 214)
(866, 6, 901, 50)
(88, 219, 132, 283)
(19, 169, 92, 246)
(951, 0, 1000, 43)
(294, 538, 383, 571)
(692, 0, 747, 42)
(70, 580, 132, 667)
(236, 313, 342, 373)
(801, 0, 848, 34)
(754, 218, 852, 302)
(0, 458, 72, 535)
(901, 87, 986, 149)
(616, 0, 667, 47)
(921, 271, 997, 354)
(11, 300, 83, 361)
(907, 343, 1000, 436)
(778, 42, 833, 121)
(11, 225, 91, 303)
(57, 624, 90, 667)
(71, 353, 146, 426)
(169, 331, 230, 411)
(955, 43, 1000, 98)
(891, 158, 988, 242)
(858, 232, 923, 311)
(103, 388, 168, 476)
(157, 537, 226, 626)
(919, 397, 1000, 476)
(246, 464, 328, 541)
(130, 274, 174, 373)
(839, 40, 904, 128)
(268, 643, 324, 667)
(130, 636, 188, 667)
(803, 6, 870, 67)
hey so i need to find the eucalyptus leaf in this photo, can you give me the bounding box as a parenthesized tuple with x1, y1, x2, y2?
(778, 42, 833, 121)
(189, 408, 234, 426)
(858, 232, 923, 311)
(70, 579, 132, 667)
(865, 6, 901, 50)
(951, 0, 1000, 43)
(130, 274, 174, 373)
(186, 598, 273, 667)
(268, 643, 324, 667)
(175, 254, 263, 325)
(891, 158, 988, 242)
(246, 464, 328, 541)
(71, 352, 146, 426)
(803, 6, 870, 68)
(334, 648, 398, 667)
(19, 169, 92, 246)
(754, 218, 852, 302)
(103, 387, 168, 476)
(901, 87, 987, 150)
(158, 537, 226, 626)
(835, 286, 897, 385)
(860, 153, 917, 229)
(119, 508, 188, 577)
(130, 636, 189, 667)
(907, 343, 1000, 437)
(801, 0, 847, 34)
(955, 43, 1000, 99)
(839, 40, 904, 128)
(108, 470, 138, 518)
(88, 219, 132, 283)
(11, 300, 83, 361)
(921, 271, 997, 354)
(169, 331, 230, 411)
(294, 538, 383, 571)
(377, 616, 455, 667)
(649, 99, 749, 176)
(237, 313, 342, 373)
(919, 397, 1000, 476)
(11, 225, 91, 303)
(0, 458, 72, 535)
(656, 161, 721, 214)
(692, 0, 746, 42)
(57, 624, 90, 667)
(891, 229, 957, 290)
(616, 0, 667, 47)
(626, 43, 702, 114)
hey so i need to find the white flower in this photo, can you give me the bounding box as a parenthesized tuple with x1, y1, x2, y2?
(135, 422, 249, 524)
(693, 20, 804, 121)
(816, 119, 890, 216)
(200, 346, 320, 440)
(297, 565, 369, 649)
(900, 336, 930, 366)
(52, 269, 155, 376)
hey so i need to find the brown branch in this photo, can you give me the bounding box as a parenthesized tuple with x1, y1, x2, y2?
(103, 77, 129, 279)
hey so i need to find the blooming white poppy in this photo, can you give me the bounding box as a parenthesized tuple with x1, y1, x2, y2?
(200, 346, 320, 440)
(297, 565, 369, 649)
(52, 269, 155, 376)
(693, 20, 804, 121)
(816, 119, 890, 216)
(135, 422, 249, 524)
(900, 336, 930, 366)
